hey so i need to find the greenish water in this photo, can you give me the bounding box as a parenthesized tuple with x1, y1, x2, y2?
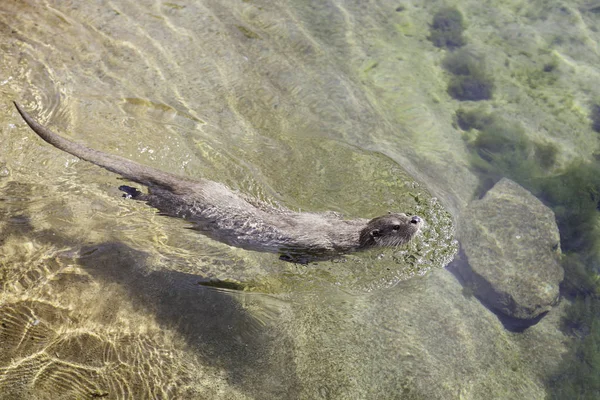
(0, 0, 599, 398)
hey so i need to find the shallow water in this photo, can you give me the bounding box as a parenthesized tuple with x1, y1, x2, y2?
(1, 0, 599, 399)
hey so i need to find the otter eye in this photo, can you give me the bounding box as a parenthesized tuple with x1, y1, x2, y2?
(392, 224, 401, 231)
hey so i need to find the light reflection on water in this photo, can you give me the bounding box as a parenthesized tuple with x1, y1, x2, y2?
(0, 1, 458, 397)
(2, 0, 596, 398)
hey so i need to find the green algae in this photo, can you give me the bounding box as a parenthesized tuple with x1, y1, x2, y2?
(429, 7, 466, 49)
(457, 106, 600, 400)
(236, 25, 260, 39)
(455, 107, 558, 191)
(591, 103, 600, 133)
(550, 308, 600, 400)
(443, 50, 494, 101)
(561, 253, 600, 298)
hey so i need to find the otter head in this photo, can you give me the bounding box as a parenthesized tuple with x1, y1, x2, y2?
(359, 213, 423, 248)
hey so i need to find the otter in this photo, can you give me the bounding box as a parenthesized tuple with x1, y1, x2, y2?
(14, 102, 423, 262)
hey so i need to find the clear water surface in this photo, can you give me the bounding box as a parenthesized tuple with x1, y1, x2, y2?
(0, 0, 599, 399)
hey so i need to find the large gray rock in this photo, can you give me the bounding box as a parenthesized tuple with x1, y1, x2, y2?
(458, 178, 564, 320)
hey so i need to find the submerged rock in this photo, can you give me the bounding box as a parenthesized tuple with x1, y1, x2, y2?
(458, 178, 563, 320)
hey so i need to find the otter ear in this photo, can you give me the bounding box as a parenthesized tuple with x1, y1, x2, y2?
(371, 229, 380, 238)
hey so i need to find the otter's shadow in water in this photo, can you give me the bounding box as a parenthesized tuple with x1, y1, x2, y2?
(0, 180, 298, 397)
(74, 241, 299, 398)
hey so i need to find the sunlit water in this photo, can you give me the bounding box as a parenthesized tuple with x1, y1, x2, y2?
(1, 0, 599, 399)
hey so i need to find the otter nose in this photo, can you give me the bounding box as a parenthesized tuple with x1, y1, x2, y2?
(410, 216, 421, 224)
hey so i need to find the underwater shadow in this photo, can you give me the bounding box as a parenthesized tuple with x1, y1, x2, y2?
(446, 249, 547, 333)
(0, 179, 300, 397)
(74, 241, 300, 398)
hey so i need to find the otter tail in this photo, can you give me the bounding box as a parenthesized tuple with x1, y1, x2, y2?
(14, 102, 192, 194)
